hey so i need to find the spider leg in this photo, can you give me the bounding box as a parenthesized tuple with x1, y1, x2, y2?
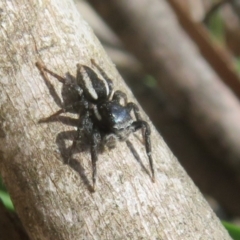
(36, 62, 83, 96)
(132, 120, 155, 182)
(36, 61, 67, 84)
(102, 133, 118, 150)
(127, 103, 154, 180)
(112, 90, 127, 105)
(66, 98, 91, 163)
(38, 101, 81, 123)
(126, 102, 146, 141)
(126, 102, 142, 121)
(91, 128, 100, 191)
(66, 117, 83, 164)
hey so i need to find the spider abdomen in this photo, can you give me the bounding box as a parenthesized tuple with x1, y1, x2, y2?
(77, 64, 112, 103)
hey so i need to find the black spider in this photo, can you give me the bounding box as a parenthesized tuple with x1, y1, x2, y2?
(36, 59, 155, 191)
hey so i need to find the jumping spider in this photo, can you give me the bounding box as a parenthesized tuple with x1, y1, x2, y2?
(36, 59, 155, 191)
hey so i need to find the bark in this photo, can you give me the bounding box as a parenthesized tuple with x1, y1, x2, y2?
(0, 0, 231, 239)
(76, 0, 240, 216)
(88, 0, 240, 180)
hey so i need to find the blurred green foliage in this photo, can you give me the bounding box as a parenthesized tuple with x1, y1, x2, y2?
(0, 178, 14, 211)
(207, 9, 240, 74)
(208, 10, 225, 44)
(223, 221, 240, 240)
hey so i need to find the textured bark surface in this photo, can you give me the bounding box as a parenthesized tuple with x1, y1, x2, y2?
(88, 0, 240, 179)
(79, 0, 240, 217)
(0, 0, 231, 239)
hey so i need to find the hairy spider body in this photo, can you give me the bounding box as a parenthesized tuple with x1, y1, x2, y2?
(36, 60, 154, 191)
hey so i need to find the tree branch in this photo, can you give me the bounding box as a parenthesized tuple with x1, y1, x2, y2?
(0, 0, 231, 239)
(88, 0, 240, 182)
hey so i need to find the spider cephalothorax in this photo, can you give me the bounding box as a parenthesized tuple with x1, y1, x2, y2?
(36, 59, 155, 191)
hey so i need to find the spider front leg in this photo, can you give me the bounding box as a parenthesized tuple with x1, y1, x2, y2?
(66, 98, 91, 163)
(91, 128, 101, 191)
(66, 118, 83, 164)
(102, 133, 118, 150)
(132, 120, 155, 182)
(127, 102, 142, 121)
(126, 102, 145, 139)
(127, 102, 154, 181)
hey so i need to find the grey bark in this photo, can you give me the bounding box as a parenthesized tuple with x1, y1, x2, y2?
(0, 0, 231, 239)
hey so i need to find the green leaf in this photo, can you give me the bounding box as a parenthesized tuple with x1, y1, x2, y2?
(0, 190, 14, 211)
(223, 221, 240, 240)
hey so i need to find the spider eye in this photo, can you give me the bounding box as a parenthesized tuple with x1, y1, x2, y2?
(113, 125, 129, 132)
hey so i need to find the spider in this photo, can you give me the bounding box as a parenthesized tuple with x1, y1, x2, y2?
(36, 59, 155, 191)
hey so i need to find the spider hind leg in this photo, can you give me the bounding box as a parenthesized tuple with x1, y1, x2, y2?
(132, 120, 155, 182)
